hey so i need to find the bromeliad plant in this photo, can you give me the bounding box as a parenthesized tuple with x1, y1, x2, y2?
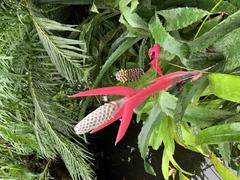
(71, 43, 205, 144)
(69, 0, 240, 179)
(2, 0, 240, 179)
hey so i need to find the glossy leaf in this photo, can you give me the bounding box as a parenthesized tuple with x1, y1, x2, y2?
(157, 7, 209, 31)
(208, 73, 240, 103)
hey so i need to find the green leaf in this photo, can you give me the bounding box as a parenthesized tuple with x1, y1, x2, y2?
(197, 15, 223, 37)
(218, 143, 231, 164)
(38, 0, 93, 4)
(195, 122, 240, 145)
(161, 118, 192, 176)
(214, 1, 238, 15)
(188, 9, 240, 53)
(185, 51, 224, 70)
(208, 73, 240, 103)
(32, 17, 89, 84)
(213, 28, 240, 71)
(149, 14, 190, 61)
(157, 91, 236, 127)
(157, 7, 209, 31)
(138, 106, 166, 175)
(184, 105, 236, 127)
(119, 0, 148, 34)
(210, 153, 238, 180)
(144, 161, 156, 176)
(174, 76, 207, 123)
(30, 82, 93, 180)
(149, 122, 164, 150)
(162, 149, 170, 180)
(179, 171, 189, 180)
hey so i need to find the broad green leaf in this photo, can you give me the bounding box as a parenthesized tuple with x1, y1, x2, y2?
(158, 91, 235, 127)
(174, 77, 207, 123)
(210, 153, 238, 180)
(138, 106, 166, 175)
(188, 9, 240, 53)
(195, 122, 240, 145)
(157, 7, 209, 31)
(185, 51, 224, 70)
(184, 105, 236, 127)
(119, 0, 148, 34)
(149, 122, 164, 150)
(208, 73, 240, 103)
(213, 28, 240, 71)
(158, 91, 177, 118)
(149, 14, 190, 60)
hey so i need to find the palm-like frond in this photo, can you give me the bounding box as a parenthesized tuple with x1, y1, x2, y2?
(31, 83, 93, 179)
(31, 14, 91, 84)
(0, 1, 94, 179)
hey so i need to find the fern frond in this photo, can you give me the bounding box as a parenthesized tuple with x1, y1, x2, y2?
(30, 83, 93, 179)
(31, 14, 91, 84)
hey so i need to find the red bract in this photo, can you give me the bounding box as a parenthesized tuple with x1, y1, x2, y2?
(70, 70, 204, 145)
(148, 43, 163, 76)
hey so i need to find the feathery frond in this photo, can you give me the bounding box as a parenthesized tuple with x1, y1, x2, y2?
(31, 12, 91, 84)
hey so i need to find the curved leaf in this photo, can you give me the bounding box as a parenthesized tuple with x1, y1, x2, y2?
(157, 7, 209, 31)
(195, 122, 240, 145)
(213, 28, 240, 71)
(149, 14, 190, 60)
(208, 73, 240, 103)
(119, 0, 148, 35)
(188, 9, 240, 53)
(138, 106, 166, 176)
(210, 153, 238, 180)
(174, 77, 207, 123)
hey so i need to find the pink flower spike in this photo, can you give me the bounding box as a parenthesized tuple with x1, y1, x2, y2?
(148, 43, 163, 76)
(69, 86, 138, 98)
(90, 107, 124, 134)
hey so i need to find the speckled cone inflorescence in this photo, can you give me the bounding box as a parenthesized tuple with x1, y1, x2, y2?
(74, 100, 123, 134)
(115, 68, 144, 83)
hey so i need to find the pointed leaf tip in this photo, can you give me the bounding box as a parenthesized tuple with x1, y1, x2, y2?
(115, 104, 135, 144)
(69, 86, 138, 97)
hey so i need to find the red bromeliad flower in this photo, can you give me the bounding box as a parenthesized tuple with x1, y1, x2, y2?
(70, 70, 205, 145)
(148, 43, 163, 76)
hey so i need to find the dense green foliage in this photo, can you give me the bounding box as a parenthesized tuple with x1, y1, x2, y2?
(1, 0, 240, 179)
